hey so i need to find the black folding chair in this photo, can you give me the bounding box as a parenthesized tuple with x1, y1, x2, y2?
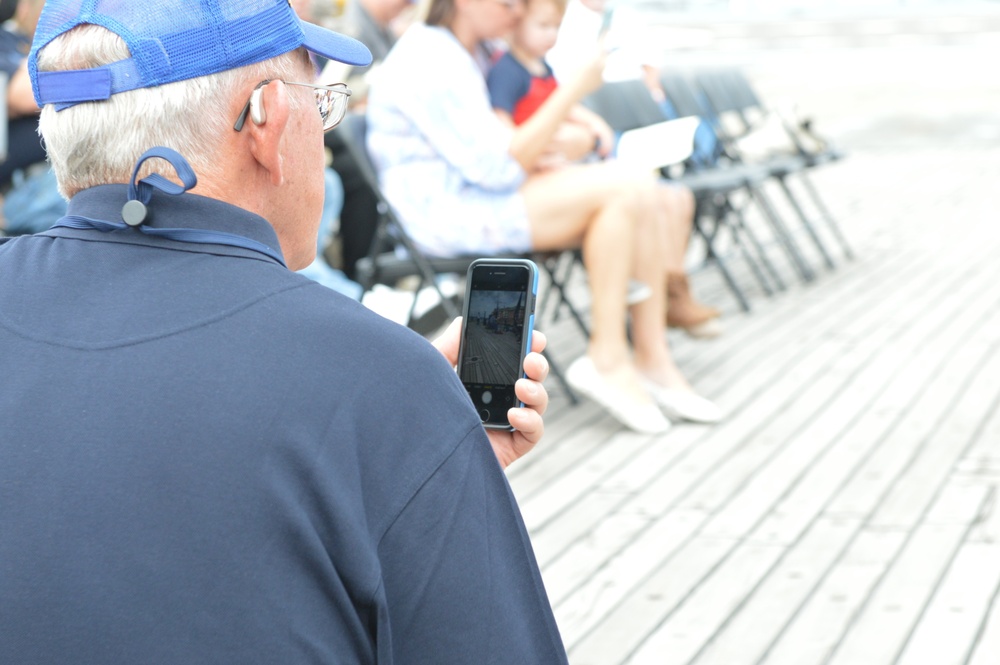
(333, 112, 473, 331)
(333, 112, 581, 402)
(714, 67, 845, 167)
(660, 70, 826, 287)
(583, 79, 787, 311)
(693, 68, 853, 267)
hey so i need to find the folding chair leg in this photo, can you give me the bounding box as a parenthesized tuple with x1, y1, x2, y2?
(538, 253, 591, 339)
(749, 186, 816, 283)
(739, 211, 787, 292)
(535, 254, 573, 320)
(693, 215, 752, 312)
(775, 176, 837, 271)
(728, 204, 784, 295)
(798, 171, 855, 260)
(538, 252, 590, 338)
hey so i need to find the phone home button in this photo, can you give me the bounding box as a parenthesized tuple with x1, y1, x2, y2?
(478, 408, 490, 423)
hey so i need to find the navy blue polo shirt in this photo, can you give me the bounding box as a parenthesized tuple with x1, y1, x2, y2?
(0, 186, 568, 664)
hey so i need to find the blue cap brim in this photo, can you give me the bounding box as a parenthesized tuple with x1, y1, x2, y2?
(299, 19, 372, 67)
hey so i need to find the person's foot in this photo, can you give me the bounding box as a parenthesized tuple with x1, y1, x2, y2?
(667, 272, 722, 338)
(566, 356, 671, 434)
(641, 378, 723, 424)
(637, 361, 723, 424)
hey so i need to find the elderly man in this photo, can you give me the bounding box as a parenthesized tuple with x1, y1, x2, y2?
(0, 1, 564, 664)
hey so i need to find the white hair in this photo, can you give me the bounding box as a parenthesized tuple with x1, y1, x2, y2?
(36, 25, 309, 197)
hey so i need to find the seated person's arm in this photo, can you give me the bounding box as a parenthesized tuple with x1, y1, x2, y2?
(566, 103, 615, 159)
(492, 106, 592, 172)
(8, 60, 39, 119)
(506, 48, 607, 171)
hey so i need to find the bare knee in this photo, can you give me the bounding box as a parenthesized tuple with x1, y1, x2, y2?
(601, 189, 643, 239)
(587, 164, 673, 237)
(657, 184, 695, 228)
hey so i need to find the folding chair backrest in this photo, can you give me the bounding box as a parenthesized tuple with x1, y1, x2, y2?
(694, 68, 756, 142)
(657, 71, 729, 171)
(724, 69, 765, 118)
(696, 69, 818, 163)
(696, 69, 741, 115)
(335, 113, 387, 217)
(336, 115, 587, 401)
(582, 79, 665, 134)
(659, 71, 712, 120)
(722, 69, 789, 139)
(331, 113, 475, 328)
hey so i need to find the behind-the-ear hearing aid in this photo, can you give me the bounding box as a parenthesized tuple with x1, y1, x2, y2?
(249, 87, 266, 125)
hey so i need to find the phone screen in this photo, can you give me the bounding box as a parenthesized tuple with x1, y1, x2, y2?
(459, 260, 537, 429)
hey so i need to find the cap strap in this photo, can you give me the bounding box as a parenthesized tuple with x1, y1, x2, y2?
(36, 59, 143, 110)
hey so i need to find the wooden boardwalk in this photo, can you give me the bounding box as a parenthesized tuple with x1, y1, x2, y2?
(343, 13, 1000, 662)
(497, 13, 1000, 662)
(511, 144, 1000, 665)
(507, 144, 1000, 662)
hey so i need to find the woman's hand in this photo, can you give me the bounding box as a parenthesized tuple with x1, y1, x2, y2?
(540, 122, 596, 167)
(566, 45, 608, 101)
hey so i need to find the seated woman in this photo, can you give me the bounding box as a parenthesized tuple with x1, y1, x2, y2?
(366, 0, 721, 433)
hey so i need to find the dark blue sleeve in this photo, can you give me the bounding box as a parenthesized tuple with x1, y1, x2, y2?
(486, 53, 530, 115)
(375, 425, 568, 665)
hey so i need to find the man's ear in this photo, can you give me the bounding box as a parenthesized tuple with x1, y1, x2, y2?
(245, 80, 291, 187)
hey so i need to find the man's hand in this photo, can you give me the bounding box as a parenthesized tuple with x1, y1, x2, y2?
(432, 317, 550, 470)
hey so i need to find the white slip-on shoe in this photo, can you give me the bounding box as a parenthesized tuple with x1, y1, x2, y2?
(642, 380, 723, 424)
(566, 356, 671, 434)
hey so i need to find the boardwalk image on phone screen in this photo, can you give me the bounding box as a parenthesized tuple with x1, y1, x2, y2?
(460, 289, 526, 386)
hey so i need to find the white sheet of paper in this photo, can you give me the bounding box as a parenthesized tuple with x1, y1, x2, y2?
(615, 116, 701, 170)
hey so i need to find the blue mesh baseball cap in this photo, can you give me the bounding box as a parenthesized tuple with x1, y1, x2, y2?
(29, 0, 373, 109)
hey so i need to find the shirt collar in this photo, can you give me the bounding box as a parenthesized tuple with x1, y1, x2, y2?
(59, 184, 286, 265)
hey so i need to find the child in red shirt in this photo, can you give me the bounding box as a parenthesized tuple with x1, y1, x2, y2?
(487, 0, 614, 170)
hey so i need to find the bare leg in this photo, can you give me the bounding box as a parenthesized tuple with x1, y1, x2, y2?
(631, 182, 724, 423)
(628, 181, 693, 392)
(521, 162, 659, 405)
(658, 183, 695, 274)
(657, 182, 723, 334)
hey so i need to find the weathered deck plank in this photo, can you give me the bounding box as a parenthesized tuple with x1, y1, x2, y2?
(506, 145, 1000, 665)
(487, 12, 1000, 662)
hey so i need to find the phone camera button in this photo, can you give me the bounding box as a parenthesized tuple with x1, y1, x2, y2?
(481, 390, 493, 404)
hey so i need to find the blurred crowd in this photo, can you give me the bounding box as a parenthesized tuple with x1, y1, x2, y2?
(0, 0, 725, 433)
